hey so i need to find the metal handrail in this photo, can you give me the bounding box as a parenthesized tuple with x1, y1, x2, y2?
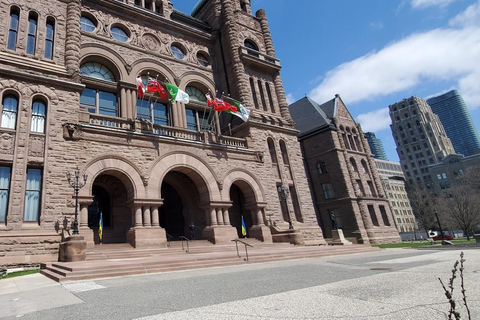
(179, 236, 190, 253)
(232, 239, 253, 262)
(165, 233, 173, 247)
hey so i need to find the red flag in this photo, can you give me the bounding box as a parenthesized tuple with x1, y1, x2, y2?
(205, 94, 237, 112)
(147, 78, 169, 100)
(136, 76, 144, 99)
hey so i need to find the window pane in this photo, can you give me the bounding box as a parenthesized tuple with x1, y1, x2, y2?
(171, 45, 184, 59)
(98, 91, 116, 117)
(10, 12, 19, 30)
(186, 109, 196, 130)
(197, 110, 210, 131)
(7, 31, 17, 50)
(24, 168, 41, 222)
(44, 41, 53, 59)
(80, 62, 115, 82)
(80, 88, 96, 107)
(153, 102, 168, 126)
(46, 22, 54, 39)
(136, 99, 151, 120)
(80, 17, 95, 32)
(111, 27, 128, 42)
(31, 100, 46, 133)
(0, 167, 11, 221)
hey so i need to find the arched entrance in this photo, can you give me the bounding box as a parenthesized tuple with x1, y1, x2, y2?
(88, 174, 131, 244)
(229, 184, 252, 238)
(159, 171, 206, 240)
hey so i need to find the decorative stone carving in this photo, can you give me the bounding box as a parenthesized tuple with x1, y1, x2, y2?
(29, 136, 45, 157)
(0, 132, 15, 155)
(142, 33, 161, 52)
(63, 123, 83, 140)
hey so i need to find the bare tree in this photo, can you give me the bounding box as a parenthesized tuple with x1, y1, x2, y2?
(438, 166, 480, 240)
(407, 185, 437, 236)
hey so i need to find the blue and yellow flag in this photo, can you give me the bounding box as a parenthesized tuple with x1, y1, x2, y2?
(241, 215, 247, 237)
(99, 212, 103, 240)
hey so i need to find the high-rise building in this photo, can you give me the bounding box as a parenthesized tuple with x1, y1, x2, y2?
(375, 159, 416, 233)
(426, 90, 480, 157)
(389, 96, 455, 187)
(365, 132, 388, 160)
(0, 0, 328, 266)
(289, 95, 401, 244)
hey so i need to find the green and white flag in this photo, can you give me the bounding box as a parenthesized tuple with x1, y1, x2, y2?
(223, 96, 250, 122)
(164, 82, 190, 104)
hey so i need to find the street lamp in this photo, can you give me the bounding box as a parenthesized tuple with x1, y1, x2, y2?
(277, 185, 294, 229)
(67, 167, 87, 235)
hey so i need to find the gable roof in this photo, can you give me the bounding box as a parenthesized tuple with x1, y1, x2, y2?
(288, 96, 334, 134)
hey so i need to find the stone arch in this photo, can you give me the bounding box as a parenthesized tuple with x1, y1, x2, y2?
(178, 71, 216, 93)
(130, 58, 176, 84)
(147, 152, 221, 202)
(79, 155, 146, 199)
(80, 43, 129, 81)
(222, 169, 265, 204)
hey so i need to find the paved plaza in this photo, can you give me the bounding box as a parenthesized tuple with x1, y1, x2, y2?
(1, 248, 479, 319)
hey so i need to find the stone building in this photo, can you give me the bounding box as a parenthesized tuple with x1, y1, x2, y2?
(388, 96, 455, 188)
(375, 159, 416, 233)
(0, 0, 327, 266)
(289, 95, 401, 244)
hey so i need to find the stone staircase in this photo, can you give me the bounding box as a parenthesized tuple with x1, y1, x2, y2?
(40, 240, 380, 282)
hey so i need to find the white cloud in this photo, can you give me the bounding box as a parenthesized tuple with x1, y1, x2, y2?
(411, 0, 458, 9)
(309, 2, 480, 110)
(286, 93, 296, 104)
(449, 0, 480, 27)
(356, 108, 391, 132)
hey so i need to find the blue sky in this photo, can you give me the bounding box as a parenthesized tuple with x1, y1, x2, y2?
(174, 0, 480, 162)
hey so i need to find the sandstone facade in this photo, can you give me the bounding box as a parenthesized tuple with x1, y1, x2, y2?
(0, 0, 326, 266)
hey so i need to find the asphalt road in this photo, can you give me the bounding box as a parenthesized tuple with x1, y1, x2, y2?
(1, 248, 479, 319)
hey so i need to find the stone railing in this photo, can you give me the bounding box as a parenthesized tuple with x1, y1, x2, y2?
(239, 46, 281, 70)
(89, 114, 134, 131)
(152, 124, 204, 142)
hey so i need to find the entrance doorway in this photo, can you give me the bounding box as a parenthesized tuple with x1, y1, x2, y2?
(158, 182, 185, 239)
(229, 184, 252, 238)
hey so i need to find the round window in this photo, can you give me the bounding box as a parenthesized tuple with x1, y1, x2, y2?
(197, 52, 209, 67)
(111, 26, 129, 42)
(80, 16, 96, 32)
(171, 45, 185, 60)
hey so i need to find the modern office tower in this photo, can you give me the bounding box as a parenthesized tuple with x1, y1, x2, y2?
(365, 132, 388, 160)
(289, 95, 401, 244)
(0, 0, 327, 266)
(375, 159, 417, 233)
(389, 96, 455, 187)
(426, 90, 480, 157)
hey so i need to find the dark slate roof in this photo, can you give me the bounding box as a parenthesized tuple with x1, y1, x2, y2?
(288, 96, 334, 135)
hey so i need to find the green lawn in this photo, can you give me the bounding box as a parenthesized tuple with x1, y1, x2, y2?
(0, 269, 40, 280)
(373, 239, 476, 249)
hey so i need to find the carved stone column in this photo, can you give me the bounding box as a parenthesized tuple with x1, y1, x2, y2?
(223, 207, 231, 226)
(78, 196, 94, 248)
(143, 207, 151, 227)
(202, 202, 237, 244)
(65, 0, 82, 75)
(151, 207, 159, 227)
(216, 208, 224, 226)
(246, 203, 272, 243)
(126, 199, 165, 248)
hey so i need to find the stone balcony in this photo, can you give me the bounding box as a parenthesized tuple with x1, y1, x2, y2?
(238, 46, 281, 72)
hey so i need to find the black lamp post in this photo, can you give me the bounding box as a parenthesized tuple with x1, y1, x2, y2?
(434, 209, 445, 241)
(67, 167, 87, 235)
(277, 185, 294, 229)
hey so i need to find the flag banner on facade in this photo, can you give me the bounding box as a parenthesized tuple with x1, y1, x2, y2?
(241, 215, 247, 236)
(136, 76, 144, 99)
(164, 82, 190, 104)
(146, 77, 169, 100)
(99, 212, 103, 241)
(206, 93, 238, 113)
(222, 96, 250, 122)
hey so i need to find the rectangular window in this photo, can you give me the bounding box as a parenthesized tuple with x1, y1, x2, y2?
(0, 166, 11, 221)
(186, 108, 196, 130)
(24, 168, 42, 222)
(379, 205, 390, 226)
(80, 88, 97, 113)
(185, 108, 210, 131)
(98, 91, 117, 117)
(368, 205, 379, 226)
(367, 181, 376, 196)
(44, 19, 55, 59)
(322, 183, 335, 199)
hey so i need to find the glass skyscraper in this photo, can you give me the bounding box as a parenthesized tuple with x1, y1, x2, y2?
(365, 132, 388, 160)
(427, 90, 480, 157)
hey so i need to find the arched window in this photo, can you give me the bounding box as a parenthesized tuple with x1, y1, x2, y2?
(258, 80, 267, 111)
(185, 86, 210, 131)
(185, 86, 207, 102)
(249, 78, 259, 109)
(0, 166, 11, 222)
(265, 83, 275, 113)
(350, 158, 358, 172)
(361, 160, 368, 173)
(267, 138, 278, 163)
(44, 17, 55, 59)
(80, 16, 96, 32)
(279, 140, 290, 166)
(244, 39, 258, 51)
(31, 99, 46, 133)
(26, 12, 38, 55)
(111, 26, 129, 42)
(80, 62, 118, 117)
(1, 95, 18, 129)
(8, 7, 20, 50)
